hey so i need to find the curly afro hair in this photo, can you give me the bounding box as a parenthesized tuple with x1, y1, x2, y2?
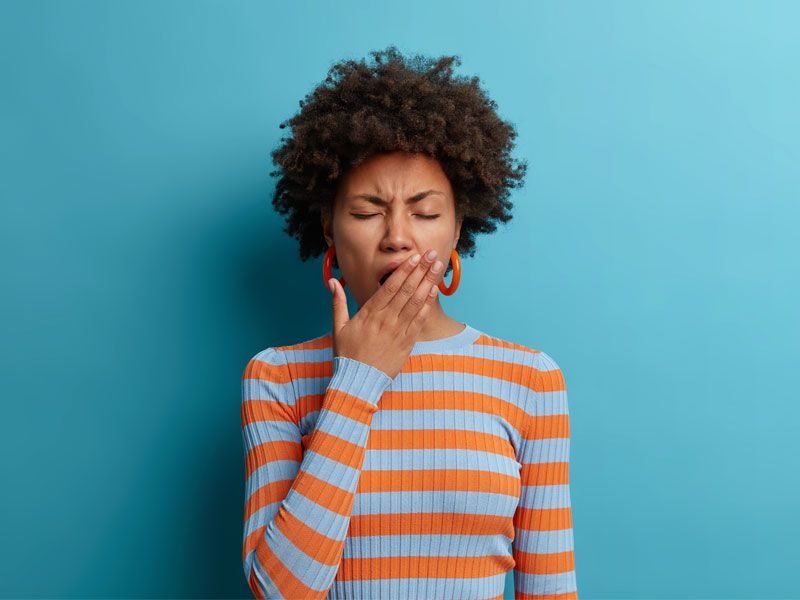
(269, 45, 528, 271)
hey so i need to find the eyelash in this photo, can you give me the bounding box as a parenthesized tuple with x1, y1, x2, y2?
(352, 214, 440, 220)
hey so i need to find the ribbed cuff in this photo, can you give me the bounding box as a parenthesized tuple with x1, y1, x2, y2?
(328, 356, 393, 406)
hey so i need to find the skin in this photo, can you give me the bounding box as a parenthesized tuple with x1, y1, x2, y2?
(321, 151, 466, 342)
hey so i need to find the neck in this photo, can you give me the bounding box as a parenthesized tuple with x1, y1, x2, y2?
(414, 299, 465, 342)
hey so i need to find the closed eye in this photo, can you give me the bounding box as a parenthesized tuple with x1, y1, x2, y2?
(352, 214, 440, 219)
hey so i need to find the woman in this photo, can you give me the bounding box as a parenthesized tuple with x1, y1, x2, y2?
(241, 46, 578, 600)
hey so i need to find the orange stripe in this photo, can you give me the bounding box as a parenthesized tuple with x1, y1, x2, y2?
(254, 542, 327, 599)
(242, 525, 267, 562)
(274, 508, 346, 567)
(514, 507, 573, 531)
(359, 468, 519, 495)
(526, 413, 570, 440)
(348, 512, 514, 538)
(292, 468, 360, 516)
(241, 397, 297, 428)
(243, 478, 291, 523)
(520, 460, 570, 485)
(243, 510, 347, 572)
(295, 390, 567, 444)
(474, 333, 539, 353)
(368, 426, 514, 454)
(297, 389, 530, 437)
(403, 354, 536, 386)
(337, 554, 514, 580)
(289, 359, 332, 380)
(244, 439, 302, 480)
(282, 354, 563, 393)
(243, 429, 371, 522)
(536, 364, 566, 393)
(243, 358, 292, 384)
(514, 550, 575, 575)
(276, 335, 332, 351)
(247, 567, 264, 599)
(243, 525, 266, 566)
(304, 429, 371, 469)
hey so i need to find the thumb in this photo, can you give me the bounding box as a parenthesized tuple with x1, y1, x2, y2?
(329, 278, 349, 333)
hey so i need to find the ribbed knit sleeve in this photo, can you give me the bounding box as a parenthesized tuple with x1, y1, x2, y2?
(241, 349, 393, 600)
(512, 351, 578, 599)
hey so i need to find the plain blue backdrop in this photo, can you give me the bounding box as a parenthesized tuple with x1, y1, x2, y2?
(1, 1, 798, 598)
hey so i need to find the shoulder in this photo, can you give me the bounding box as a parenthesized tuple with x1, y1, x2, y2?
(242, 331, 333, 379)
(531, 349, 565, 382)
(470, 328, 566, 390)
(471, 328, 559, 367)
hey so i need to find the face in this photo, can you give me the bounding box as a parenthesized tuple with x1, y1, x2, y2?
(321, 151, 462, 308)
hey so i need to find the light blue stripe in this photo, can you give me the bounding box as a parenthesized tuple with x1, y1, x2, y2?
(301, 407, 516, 436)
(292, 371, 567, 415)
(250, 347, 285, 366)
(517, 437, 570, 464)
(517, 484, 572, 509)
(327, 572, 507, 600)
(373, 408, 565, 429)
(513, 528, 575, 554)
(341, 533, 513, 558)
(251, 558, 275, 596)
(241, 377, 294, 403)
(244, 459, 300, 496)
(352, 490, 519, 516)
(281, 488, 350, 537)
(242, 419, 300, 454)
(295, 448, 361, 488)
(313, 406, 372, 443)
(280, 341, 536, 366)
(362, 448, 520, 475)
(264, 519, 340, 591)
(243, 501, 281, 544)
(515, 569, 578, 595)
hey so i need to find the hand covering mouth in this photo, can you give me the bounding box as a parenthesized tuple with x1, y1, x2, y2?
(377, 258, 409, 285)
(379, 268, 396, 286)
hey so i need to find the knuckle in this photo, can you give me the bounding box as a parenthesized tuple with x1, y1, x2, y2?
(400, 281, 416, 295)
(408, 294, 424, 308)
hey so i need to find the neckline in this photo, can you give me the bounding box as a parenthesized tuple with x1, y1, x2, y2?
(409, 322, 480, 355)
(323, 323, 481, 355)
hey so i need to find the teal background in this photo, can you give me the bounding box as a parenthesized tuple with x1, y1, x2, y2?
(1, 0, 798, 598)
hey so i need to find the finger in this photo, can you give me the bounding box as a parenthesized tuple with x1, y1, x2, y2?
(405, 281, 439, 338)
(384, 249, 439, 316)
(397, 257, 443, 323)
(363, 252, 422, 313)
(330, 278, 349, 333)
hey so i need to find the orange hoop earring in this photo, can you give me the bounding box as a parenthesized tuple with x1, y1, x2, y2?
(323, 245, 346, 289)
(438, 249, 461, 296)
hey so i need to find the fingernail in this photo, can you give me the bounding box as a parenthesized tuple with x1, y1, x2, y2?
(410, 253, 421, 265)
(426, 249, 437, 261)
(328, 279, 335, 293)
(431, 260, 443, 273)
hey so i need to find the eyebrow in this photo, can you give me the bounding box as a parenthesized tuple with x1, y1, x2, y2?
(344, 189, 445, 206)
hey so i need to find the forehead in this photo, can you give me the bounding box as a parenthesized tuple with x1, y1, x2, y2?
(336, 152, 453, 199)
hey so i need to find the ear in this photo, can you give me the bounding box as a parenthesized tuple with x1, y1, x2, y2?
(453, 215, 463, 249)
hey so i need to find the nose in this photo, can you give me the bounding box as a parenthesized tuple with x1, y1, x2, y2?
(379, 212, 414, 253)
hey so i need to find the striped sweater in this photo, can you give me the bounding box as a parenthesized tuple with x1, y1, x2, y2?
(241, 323, 578, 599)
